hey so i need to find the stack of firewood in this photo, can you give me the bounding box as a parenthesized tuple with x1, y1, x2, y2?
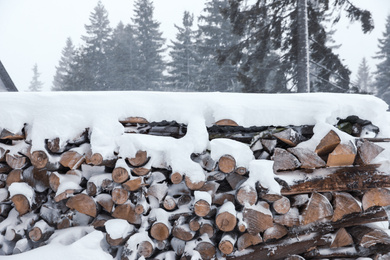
(0, 116, 390, 259)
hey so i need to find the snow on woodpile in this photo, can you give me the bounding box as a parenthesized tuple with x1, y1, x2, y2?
(0, 91, 390, 259)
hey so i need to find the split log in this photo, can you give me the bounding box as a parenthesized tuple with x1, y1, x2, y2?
(272, 196, 291, 215)
(112, 201, 141, 225)
(280, 165, 390, 195)
(330, 227, 353, 248)
(59, 151, 85, 169)
(243, 201, 273, 235)
(147, 182, 168, 203)
(66, 193, 98, 218)
(263, 223, 288, 242)
(24, 167, 50, 192)
(273, 128, 302, 147)
(287, 147, 326, 169)
(122, 176, 143, 192)
(218, 154, 236, 174)
(49, 172, 60, 192)
(326, 142, 356, 167)
(315, 130, 341, 156)
(111, 186, 129, 205)
(215, 201, 237, 232)
(332, 192, 362, 221)
(348, 225, 390, 248)
(194, 191, 211, 217)
(290, 194, 309, 207)
(302, 192, 333, 225)
(273, 148, 301, 172)
(131, 167, 151, 176)
(28, 220, 54, 242)
(6, 153, 27, 169)
(30, 150, 48, 169)
(356, 139, 385, 165)
(261, 139, 277, 154)
(127, 150, 149, 167)
(0, 128, 24, 140)
(219, 233, 237, 255)
(226, 172, 247, 190)
(362, 188, 390, 211)
(6, 169, 23, 187)
(237, 233, 262, 251)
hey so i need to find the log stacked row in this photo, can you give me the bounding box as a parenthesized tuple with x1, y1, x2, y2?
(0, 116, 389, 259)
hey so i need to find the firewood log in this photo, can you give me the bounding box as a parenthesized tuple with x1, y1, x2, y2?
(362, 188, 390, 211)
(263, 223, 288, 242)
(184, 175, 205, 190)
(23, 167, 50, 192)
(194, 234, 216, 260)
(66, 193, 98, 218)
(326, 142, 356, 167)
(135, 196, 150, 215)
(348, 225, 390, 248)
(147, 182, 168, 203)
(150, 209, 171, 241)
(213, 192, 235, 206)
(163, 195, 177, 211)
(287, 147, 326, 169)
(356, 139, 385, 165)
(111, 186, 129, 205)
(172, 216, 195, 241)
(302, 192, 333, 225)
(332, 192, 362, 221)
(171, 237, 186, 256)
(218, 154, 236, 174)
(243, 201, 273, 235)
(6, 169, 23, 187)
(120, 116, 149, 125)
(132, 167, 151, 176)
(0, 146, 7, 162)
(5, 226, 23, 242)
(280, 165, 389, 195)
(236, 182, 257, 206)
(194, 191, 211, 217)
(104, 219, 134, 246)
(290, 194, 309, 207)
(59, 150, 85, 169)
(273, 148, 301, 172)
(30, 150, 48, 169)
(170, 171, 183, 184)
(189, 216, 201, 232)
(86, 173, 113, 196)
(330, 227, 353, 248)
(273, 128, 302, 147)
(127, 150, 149, 167)
(95, 194, 113, 213)
(219, 233, 237, 255)
(28, 220, 54, 243)
(122, 231, 155, 259)
(284, 255, 305, 260)
(235, 166, 247, 176)
(199, 219, 215, 238)
(226, 172, 247, 190)
(13, 238, 32, 254)
(122, 176, 144, 192)
(112, 201, 141, 225)
(236, 212, 246, 232)
(273, 207, 300, 227)
(272, 196, 291, 215)
(198, 181, 219, 198)
(315, 130, 341, 156)
(0, 128, 24, 140)
(237, 232, 262, 251)
(112, 159, 130, 183)
(6, 153, 27, 169)
(11, 194, 31, 216)
(215, 119, 238, 126)
(215, 201, 237, 232)
(91, 214, 113, 230)
(137, 240, 155, 258)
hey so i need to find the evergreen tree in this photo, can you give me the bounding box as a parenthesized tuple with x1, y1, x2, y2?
(355, 57, 374, 94)
(52, 37, 75, 91)
(374, 15, 390, 100)
(221, 0, 373, 93)
(197, 0, 241, 92)
(75, 0, 112, 91)
(28, 63, 43, 92)
(168, 11, 199, 91)
(106, 22, 140, 90)
(132, 0, 165, 90)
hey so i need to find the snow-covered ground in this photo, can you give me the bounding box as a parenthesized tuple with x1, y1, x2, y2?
(0, 91, 389, 259)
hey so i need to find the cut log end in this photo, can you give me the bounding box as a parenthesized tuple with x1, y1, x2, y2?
(112, 167, 129, 184)
(194, 200, 211, 217)
(218, 154, 236, 174)
(216, 211, 237, 232)
(90, 153, 103, 166)
(66, 193, 97, 218)
(150, 222, 170, 241)
(214, 119, 238, 126)
(31, 150, 48, 169)
(127, 150, 148, 167)
(170, 172, 183, 184)
(12, 194, 31, 215)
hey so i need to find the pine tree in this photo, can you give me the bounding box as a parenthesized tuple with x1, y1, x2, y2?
(28, 63, 43, 92)
(106, 22, 140, 90)
(52, 37, 75, 91)
(355, 57, 374, 94)
(374, 15, 390, 100)
(197, 0, 241, 92)
(168, 11, 199, 91)
(77, 0, 112, 91)
(132, 0, 165, 90)
(222, 0, 373, 93)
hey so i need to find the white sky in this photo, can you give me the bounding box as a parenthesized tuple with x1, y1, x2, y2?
(0, 0, 389, 92)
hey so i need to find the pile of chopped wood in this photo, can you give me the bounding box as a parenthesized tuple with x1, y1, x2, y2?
(0, 116, 390, 259)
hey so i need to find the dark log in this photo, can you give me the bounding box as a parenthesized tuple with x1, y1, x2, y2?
(263, 223, 288, 242)
(348, 225, 390, 248)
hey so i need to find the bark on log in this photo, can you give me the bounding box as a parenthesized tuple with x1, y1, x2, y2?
(348, 225, 390, 248)
(243, 201, 273, 235)
(362, 188, 390, 211)
(66, 193, 98, 217)
(280, 165, 389, 195)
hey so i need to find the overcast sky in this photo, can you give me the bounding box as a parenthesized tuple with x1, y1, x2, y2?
(0, 0, 389, 92)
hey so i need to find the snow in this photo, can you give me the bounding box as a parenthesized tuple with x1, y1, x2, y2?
(0, 188, 8, 202)
(248, 160, 280, 195)
(194, 190, 212, 205)
(218, 201, 236, 215)
(210, 138, 254, 168)
(104, 219, 134, 239)
(8, 182, 35, 206)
